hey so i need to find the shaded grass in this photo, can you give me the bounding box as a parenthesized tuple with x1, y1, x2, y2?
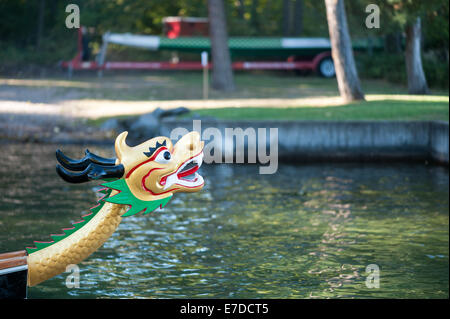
(2, 72, 448, 123)
(2, 72, 448, 102)
(183, 99, 449, 121)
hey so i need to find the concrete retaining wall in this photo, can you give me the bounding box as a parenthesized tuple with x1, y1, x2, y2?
(159, 119, 449, 164)
(429, 121, 449, 164)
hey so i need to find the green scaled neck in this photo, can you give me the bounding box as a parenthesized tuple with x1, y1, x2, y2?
(26, 180, 171, 254)
(102, 179, 172, 217)
(26, 188, 113, 254)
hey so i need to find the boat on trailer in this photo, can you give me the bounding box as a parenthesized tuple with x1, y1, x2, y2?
(60, 20, 382, 78)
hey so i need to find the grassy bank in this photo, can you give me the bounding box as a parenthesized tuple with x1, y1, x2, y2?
(183, 98, 449, 121)
(1, 72, 448, 122)
(2, 72, 448, 102)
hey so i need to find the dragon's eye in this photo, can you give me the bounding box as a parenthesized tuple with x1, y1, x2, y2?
(154, 150, 171, 164)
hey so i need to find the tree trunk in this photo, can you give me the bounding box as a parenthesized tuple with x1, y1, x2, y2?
(282, 0, 291, 36)
(36, 0, 46, 48)
(293, 0, 303, 36)
(237, 0, 245, 20)
(324, 0, 365, 102)
(208, 0, 235, 92)
(405, 17, 429, 94)
(250, 0, 259, 32)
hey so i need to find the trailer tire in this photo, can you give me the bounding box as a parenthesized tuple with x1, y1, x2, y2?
(317, 57, 335, 78)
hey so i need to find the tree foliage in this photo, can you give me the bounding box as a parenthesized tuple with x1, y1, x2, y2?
(0, 0, 447, 89)
(1, 0, 446, 47)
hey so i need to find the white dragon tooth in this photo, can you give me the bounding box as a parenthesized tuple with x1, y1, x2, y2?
(194, 153, 203, 167)
(163, 173, 178, 190)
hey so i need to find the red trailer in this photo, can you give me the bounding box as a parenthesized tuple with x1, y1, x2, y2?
(60, 18, 381, 77)
(163, 17, 209, 39)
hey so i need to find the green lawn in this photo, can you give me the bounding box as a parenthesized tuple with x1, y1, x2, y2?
(3, 72, 448, 101)
(2, 72, 448, 122)
(183, 99, 449, 121)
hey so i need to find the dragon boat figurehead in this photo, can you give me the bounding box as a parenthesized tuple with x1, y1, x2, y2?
(26, 131, 205, 287)
(56, 131, 205, 216)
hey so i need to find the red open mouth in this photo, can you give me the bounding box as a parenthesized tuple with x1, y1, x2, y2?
(159, 152, 203, 187)
(160, 163, 199, 186)
(177, 162, 200, 179)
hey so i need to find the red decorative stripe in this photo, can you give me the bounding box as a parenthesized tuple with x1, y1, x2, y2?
(27, 186, 113, 254)
(141, 150, 203, 195)
(126, 147, 167, 178)
(90, 203, 100, 210)
(177, 165, 199, 179)
(141, 167, 179, 196)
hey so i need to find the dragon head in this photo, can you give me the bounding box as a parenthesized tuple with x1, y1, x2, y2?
(56, 131, 204, 216)
(115, 131, 205, 198)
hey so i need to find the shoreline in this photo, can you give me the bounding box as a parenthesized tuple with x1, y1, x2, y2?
(2, 117, 448, 165)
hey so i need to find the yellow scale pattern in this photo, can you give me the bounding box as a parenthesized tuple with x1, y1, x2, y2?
(27, 190, 126, 287)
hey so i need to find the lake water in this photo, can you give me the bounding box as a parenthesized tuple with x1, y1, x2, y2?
(0, 143, 448, 298)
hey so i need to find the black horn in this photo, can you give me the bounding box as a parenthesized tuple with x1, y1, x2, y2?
(56, 163, 125, 184)
(56, 149, 117, 171)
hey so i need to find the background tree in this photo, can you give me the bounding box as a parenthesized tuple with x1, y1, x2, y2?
(0, 0, 447, 90)
(380, 0, 439, 95)
(282, 0, 304, 36)
(404, 17, 429, 94)
(324, 0, 365, 102)
(36, 0, 46, 48)
(346, 0, 447, 90)
(293, 0, 304, 36)
(208, 0, 235, 91)
(282, 0, 290, 36)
